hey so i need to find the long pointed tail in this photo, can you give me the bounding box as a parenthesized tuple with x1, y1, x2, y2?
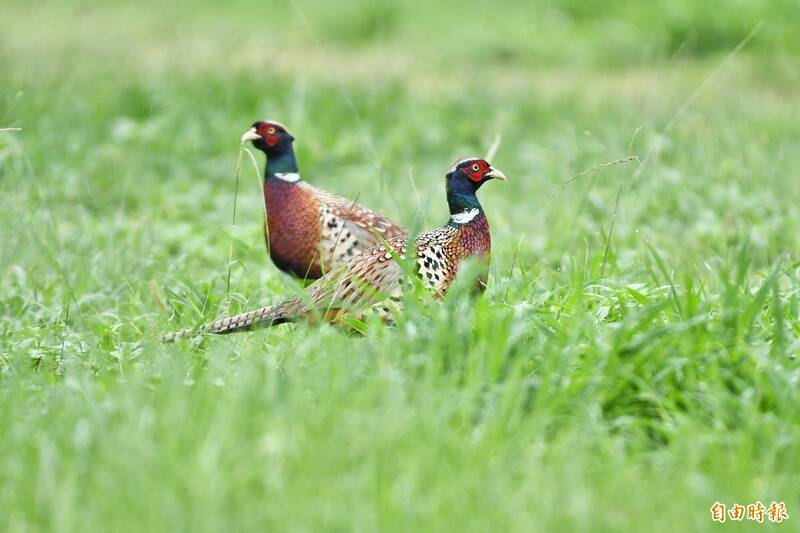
(160, 297, 303, 343)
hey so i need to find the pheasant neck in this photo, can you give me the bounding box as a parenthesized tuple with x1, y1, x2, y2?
(265, 145, 300, 181)
(446, 179, 484, 227)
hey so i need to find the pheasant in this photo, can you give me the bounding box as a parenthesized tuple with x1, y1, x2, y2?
(162, 157, 506, 341)
(240, 120, 406, 279)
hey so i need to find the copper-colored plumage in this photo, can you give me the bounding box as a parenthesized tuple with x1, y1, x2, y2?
(262, 179, 407, 279)
(263, 179, 323, 278)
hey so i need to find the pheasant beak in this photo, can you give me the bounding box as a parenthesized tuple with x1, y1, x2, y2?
(486, 167, 507, 181)
(240, 127, 261, 144)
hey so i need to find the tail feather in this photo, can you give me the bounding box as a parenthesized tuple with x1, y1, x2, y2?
(160, 255, 392, 343)
(160, 297, 303, 343)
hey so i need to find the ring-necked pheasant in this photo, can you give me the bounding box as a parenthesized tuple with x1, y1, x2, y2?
(240, 120, 407, 279)
(162, 157, 506, 342)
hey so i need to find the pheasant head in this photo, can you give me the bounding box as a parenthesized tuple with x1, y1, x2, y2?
(241, 120, 298, 176)
(241, 120, 294, 150)
(445, 158, 506, 225)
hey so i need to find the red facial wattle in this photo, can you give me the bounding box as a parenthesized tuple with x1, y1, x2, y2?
(257, 124, 282, 147)
(465, 160, 489, 182)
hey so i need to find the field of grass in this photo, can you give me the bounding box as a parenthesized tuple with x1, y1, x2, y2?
(2, 0, 799, 531)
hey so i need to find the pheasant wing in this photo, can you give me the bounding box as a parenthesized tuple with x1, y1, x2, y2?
(303, 184, 407, 270)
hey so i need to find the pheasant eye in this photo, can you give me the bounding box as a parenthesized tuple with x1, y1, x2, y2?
(471, 164, 480, 172)
(267, 127, 276, 134)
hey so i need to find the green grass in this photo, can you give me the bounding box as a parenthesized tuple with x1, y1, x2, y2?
(2, 1, 800, 531)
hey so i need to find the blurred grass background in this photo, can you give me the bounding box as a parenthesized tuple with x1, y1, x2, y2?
(1, 0, 799, 531)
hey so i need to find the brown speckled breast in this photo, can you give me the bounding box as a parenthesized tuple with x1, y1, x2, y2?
(455, 215, 491, 258)
(264, 179, 324, 279)
(453, 215, 491, 291)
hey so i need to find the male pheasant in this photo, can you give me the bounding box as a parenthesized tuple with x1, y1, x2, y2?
(162, 157, 506, 341)
(240, 120, 406, 279)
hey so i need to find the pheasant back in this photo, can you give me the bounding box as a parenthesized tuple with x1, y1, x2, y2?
(263, 178, 407, 279)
